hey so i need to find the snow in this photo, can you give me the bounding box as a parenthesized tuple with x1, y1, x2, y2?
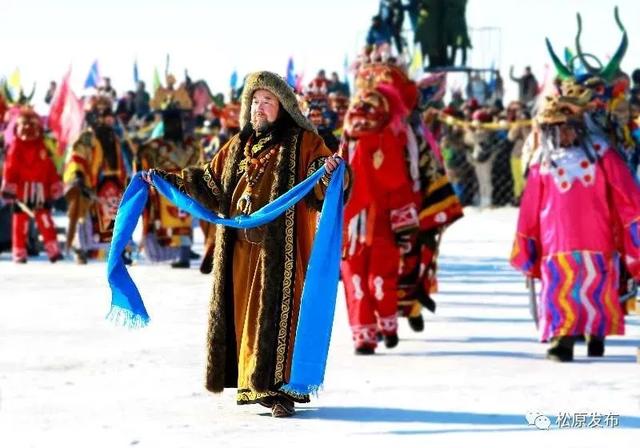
(1, 207, 639, 447)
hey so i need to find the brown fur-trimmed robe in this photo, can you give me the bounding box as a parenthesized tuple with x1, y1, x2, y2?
(163, 125, 333, 401)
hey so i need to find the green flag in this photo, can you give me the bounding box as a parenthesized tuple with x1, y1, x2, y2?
(152, 67, 161, 94)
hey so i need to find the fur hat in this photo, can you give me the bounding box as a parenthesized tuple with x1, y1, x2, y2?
(240, 71, 315, 132)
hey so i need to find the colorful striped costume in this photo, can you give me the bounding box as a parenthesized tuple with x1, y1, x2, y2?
(511, 138, 640, 341)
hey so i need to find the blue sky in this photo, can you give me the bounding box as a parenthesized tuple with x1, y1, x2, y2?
(1, 0, 639, 111)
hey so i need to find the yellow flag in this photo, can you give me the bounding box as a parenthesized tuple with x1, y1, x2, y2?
(409, 44, 423, 79)
(8, 67, 21, 90)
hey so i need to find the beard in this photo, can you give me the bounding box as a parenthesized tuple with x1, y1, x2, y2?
(251, 113, 274, 134)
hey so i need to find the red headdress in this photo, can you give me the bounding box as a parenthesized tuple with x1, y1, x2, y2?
(344, 83, 412, 221)
(355, 62, 418, 111)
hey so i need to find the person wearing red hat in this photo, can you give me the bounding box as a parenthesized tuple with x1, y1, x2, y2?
(464, 108, 497, 207)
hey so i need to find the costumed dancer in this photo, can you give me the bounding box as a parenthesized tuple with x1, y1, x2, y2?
(1, 107, 63, 263)
(540, 6, 640, 308)
(1, 82, 41, 256)
(63, 95, 128, 264)
(149, 73, 193, 111)
(351, 60, 463, 334)
(397, 71, 463, 330)
(341, 81, 418, 354)
(136, 81, 201, 268)
(146, 71, 347, 417)
(511, 89, 640, 361)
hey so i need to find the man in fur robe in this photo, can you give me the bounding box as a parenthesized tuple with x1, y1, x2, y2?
(150, 71, 344, 417)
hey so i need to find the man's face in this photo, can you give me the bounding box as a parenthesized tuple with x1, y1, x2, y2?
(308, 109, 324, 128)
(251, 89, 279, 132)
(558, 124, 577, 147)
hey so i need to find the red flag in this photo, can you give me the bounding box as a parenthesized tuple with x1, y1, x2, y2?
(295, 73, 305, 93)
(48, 68, 84, 155)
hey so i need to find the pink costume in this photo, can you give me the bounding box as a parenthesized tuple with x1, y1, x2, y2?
(511, 137, 640, 341)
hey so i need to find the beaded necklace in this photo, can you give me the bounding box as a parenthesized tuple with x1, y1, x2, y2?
(236, 133, 281, 214)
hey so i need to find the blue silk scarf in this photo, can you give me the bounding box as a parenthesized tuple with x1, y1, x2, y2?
(107, 162, 345, 394)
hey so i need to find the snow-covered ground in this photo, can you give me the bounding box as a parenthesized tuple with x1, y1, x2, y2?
(1, 207, 639, 447)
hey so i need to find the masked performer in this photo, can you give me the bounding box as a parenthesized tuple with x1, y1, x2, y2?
(1, 107, 63, 263)
(534, 6, 640, 316)
(352, 61, 462, 334)
(137, 93, 202, 268)
(341, 82, 419, 354)
(511, 89, 640, 361)
(64, 96, 128, 264)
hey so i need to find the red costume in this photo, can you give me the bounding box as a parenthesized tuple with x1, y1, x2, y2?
(1, 107, 63, 262)
(341, 84, 419, 353)
(342, 59, 463, 348)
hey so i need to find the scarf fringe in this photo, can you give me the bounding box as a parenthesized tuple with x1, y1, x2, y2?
(106, 305, 150, 328)
(279, 382, 323, 397)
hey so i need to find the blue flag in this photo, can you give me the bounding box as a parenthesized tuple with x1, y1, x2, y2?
(230, 70, 238, 90)
(83, 60, 101, 89)
(133, 60, 140, 84)
(286, 57, 295, 88)
(487, 61, 497, 96)
(343, 54, 350, 92)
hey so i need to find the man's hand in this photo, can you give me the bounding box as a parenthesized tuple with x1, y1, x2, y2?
(141, 169, 155, 185)
(324, 153, 342, 175)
